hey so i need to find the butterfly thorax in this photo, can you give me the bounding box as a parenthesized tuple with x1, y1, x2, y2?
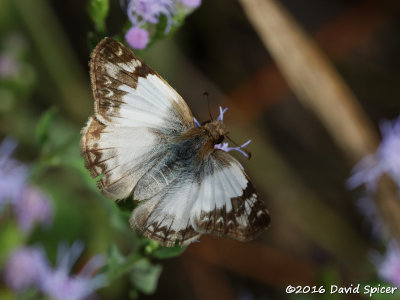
(177, 121, 228, 160)
(203, 121, 228, 145)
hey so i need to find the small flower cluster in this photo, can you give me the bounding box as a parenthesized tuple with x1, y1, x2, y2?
(214, 106, 251, 158)
(0, 137, 52, 233)
(348, 116, 400, 191)
(4, 242, 106, 299)
(0, 138, 107, 298)
(215, 140, 252, 158)
(123, 0, 201, 49)
(348, 116, 400, 286)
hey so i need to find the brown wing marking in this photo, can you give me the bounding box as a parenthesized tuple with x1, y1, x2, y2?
(89, 37, 156, 121)
(80, 117, 135, 198)
(131, 202, 200, 247)
(196, 180, 270, 241)
(89, 37, 193, 127)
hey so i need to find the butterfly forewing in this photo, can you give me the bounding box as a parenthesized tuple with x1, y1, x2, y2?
(81, 38, 193, 199)
(90, 37, 193, 128)
(81, 37, 270, 246)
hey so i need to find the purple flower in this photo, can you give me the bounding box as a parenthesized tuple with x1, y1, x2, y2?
(3, 243, 106, 299)
(348, 117, 400, 191)
(122, 0, 201, 49)
(123, 0, 174, 49)
(194, 117, 201, 127)
(179, 0, 201, 8)
(16, 186, 53, 233)
(0, 137, 28, 207)
(125, 26, 150, 49)
(215, 106, 252, 158)
(372, 241, 400, 286)
(215, 140, 252, 158)
(41, 241, 107, 300)
(127, 0, 174, 25)
(4, 247, 49, 291)
(356, 196, 387, 239)
(217, 106, 228, 122)
(0, 137, 53, 233)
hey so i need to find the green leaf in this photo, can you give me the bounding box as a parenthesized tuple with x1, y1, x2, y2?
(130, 258, 162, 295)
(87, 0, 109, 33)
(35, 107, 58, 147)
(106, 245, 143, 281)
(108, 243, 125, 265)
(151, 244, 186, 259)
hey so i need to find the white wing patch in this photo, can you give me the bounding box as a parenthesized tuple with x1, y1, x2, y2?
(113, 76, 178, 129)
(81, 117, 165, 199)
(192, 151, 269, 241)
(130, 180, 201, 246)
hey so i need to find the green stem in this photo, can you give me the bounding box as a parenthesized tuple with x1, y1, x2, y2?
(107, 252, 144, 282)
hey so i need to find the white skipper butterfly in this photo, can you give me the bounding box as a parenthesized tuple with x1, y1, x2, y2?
(81, 38, 270, 246)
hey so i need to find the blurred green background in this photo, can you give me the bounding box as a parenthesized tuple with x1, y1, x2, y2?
(1, 0, 400, 299)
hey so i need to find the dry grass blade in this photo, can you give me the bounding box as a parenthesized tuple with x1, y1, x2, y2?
(238, 0, 400, 243)
(238, 0, 379, 161)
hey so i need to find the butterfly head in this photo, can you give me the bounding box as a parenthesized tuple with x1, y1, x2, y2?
(203, 120, 229, 145)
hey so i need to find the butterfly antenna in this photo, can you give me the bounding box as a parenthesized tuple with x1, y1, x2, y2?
(226, 136, 252, 160)
(203, 92, 213, 121)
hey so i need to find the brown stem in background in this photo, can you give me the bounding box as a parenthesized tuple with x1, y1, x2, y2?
(238, 0, 400, 243)
(228, 0, 390, 123)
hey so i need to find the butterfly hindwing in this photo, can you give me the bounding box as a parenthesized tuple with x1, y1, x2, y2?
(129, 147, 270, 246)
(192, 151, 270, 241)
(130, 180, 202, 247)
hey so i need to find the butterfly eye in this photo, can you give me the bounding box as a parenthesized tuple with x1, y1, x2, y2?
(216, 135, 224, 144)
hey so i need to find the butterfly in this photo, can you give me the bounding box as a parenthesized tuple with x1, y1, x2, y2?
(80, 37, 270, 247)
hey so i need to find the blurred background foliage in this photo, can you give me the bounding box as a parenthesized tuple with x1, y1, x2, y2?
(1, 0, 400, 299)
